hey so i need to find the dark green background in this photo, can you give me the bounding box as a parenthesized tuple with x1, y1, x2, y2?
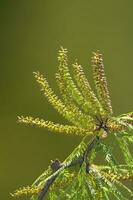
(1, 0, 133, 199)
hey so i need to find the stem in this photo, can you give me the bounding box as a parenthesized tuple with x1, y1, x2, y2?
(38, 136, 99, 200)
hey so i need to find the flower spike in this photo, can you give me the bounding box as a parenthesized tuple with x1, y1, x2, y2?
(92, 51, 113, 117)
(18, 116, 93, 136)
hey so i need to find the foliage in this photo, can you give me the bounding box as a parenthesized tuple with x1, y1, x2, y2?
(11, 48, 133, 200)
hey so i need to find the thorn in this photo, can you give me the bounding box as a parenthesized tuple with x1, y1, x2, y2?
(50, 159, 61, 172)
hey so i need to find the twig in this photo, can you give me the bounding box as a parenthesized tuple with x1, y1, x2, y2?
(38, 136, 99, 200)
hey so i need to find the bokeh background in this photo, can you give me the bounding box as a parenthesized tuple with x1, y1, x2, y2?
(1, 0, 133, 199)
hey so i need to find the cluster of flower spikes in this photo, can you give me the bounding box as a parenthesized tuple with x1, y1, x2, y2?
(12, 48, 133, 200)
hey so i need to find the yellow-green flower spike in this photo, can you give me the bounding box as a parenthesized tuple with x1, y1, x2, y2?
(57, 47, 84, 106)
(18, 116, 94, 136)
(72, 62, 103, 116)
(11, 185, 41, 197)
(92, 51, 113, 117)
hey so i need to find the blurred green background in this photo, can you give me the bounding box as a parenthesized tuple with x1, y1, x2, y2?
(1, 0, 133, 199)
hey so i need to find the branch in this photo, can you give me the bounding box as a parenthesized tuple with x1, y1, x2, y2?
(38, 136, 99, 200)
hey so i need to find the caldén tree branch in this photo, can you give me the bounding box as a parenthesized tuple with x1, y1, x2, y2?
(38, 136, 99, 200)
